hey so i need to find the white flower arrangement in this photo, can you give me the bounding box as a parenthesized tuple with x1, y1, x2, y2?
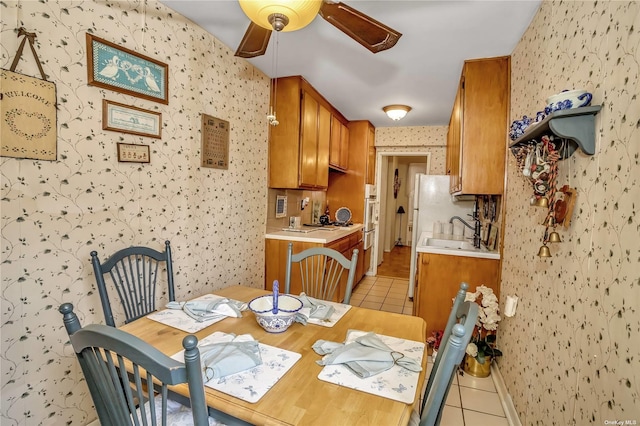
(464, 285, 502, 364)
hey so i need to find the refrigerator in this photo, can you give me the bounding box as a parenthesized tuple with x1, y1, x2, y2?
(408, 174, 474, 298)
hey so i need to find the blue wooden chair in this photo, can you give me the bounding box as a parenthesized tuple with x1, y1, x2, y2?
(59, 303, 221, 426)
(91, 241, 175, 326)
(284, 242, 358, 304)
(411, 300, 479, 426)
(423, 282, 469, 404)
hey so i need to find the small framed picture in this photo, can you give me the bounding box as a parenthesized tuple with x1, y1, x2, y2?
(117, 143, 150, 163)
(87, 33, 169, 104)
(103, 100, 162, 138)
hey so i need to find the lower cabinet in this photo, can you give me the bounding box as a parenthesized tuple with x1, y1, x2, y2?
(413, 253, 500, 339)
(265, 231, 364, 303)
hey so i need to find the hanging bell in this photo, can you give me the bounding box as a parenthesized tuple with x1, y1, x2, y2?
(548, 231, 562, 243)
(534, 196, 549, 208)
(537, 244, 552, 257)
(541, 215, 554, 227)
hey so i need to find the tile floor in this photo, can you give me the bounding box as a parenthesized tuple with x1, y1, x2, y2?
(351, 276, 509, 426)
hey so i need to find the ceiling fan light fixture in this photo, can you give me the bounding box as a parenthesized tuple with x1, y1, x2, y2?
(383, 104, 412, 121)
(238, 0, 322, 32)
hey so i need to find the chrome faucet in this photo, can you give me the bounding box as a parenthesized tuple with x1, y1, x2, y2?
(449, 216, 482, 249)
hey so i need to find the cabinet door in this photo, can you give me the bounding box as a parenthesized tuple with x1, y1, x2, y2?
(340, 121, 349, 169)
(366, 125, 376, 184)
(415, 253, 500, 339)
(448, 85, 463, 193)
(330, 115, 342, 169)
(317, 104, 331, 186)
(299, 91, 319, 188)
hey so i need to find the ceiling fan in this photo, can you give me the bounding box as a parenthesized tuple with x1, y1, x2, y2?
(234, 0, 402, 58)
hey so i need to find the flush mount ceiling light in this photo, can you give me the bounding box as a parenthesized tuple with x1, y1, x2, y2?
(383, 104, 412, 121)
(238, 0, 322, 33)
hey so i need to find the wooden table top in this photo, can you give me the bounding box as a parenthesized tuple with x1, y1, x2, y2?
(120, 286, 427, 426)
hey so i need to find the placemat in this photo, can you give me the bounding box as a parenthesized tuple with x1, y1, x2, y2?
(172, 331, 301, 403)
(307, 300, 351, 328)
(147, 294, 239, 333)
(316, 330, 425, 403)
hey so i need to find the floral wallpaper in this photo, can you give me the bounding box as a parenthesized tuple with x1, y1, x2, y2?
(1, 1, 269, 425)
(375, 125, 448, 175)
(500, 0, 640, 423)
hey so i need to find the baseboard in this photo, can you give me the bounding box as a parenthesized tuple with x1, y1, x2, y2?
(491, 363, 521, 426)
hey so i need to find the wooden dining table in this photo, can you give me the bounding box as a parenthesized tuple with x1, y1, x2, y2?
(120, 285, 428, 426)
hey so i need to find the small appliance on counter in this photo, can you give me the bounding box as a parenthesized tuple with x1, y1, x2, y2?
(334, 207, 352, 226)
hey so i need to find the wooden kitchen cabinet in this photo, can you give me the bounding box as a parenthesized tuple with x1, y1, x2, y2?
(265, 230, 364, 303)
(413, 252, 500, 339)
(327, 120, 375, 223)
(446, 56, 510, 195)
(269, 76, 331, 189)
(329, 115, 349, 171)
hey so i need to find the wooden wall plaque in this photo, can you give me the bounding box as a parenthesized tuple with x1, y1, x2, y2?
(201, 114, 229, 169)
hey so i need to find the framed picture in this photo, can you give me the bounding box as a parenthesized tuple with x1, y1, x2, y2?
(200, 114, 230, 169)
(117, 143, 150, 163)
(102, 100, 162, 138)
(86, 33, 169, 104)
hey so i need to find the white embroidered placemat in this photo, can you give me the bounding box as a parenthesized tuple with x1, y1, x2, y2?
(316, 330, 425, 403)
(172, 331, 301, 403)
(146, 294, 238, 333)
(307, 300, 351, 328)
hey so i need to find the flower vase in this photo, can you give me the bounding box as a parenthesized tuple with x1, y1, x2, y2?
(463, 354, 492, 378)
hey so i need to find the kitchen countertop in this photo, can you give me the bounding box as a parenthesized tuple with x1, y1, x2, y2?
(416, 231, 500, 260)
(265, 223, 364, 244)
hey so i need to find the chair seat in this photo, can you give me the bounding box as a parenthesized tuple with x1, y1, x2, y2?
(138, 397, 226, 426)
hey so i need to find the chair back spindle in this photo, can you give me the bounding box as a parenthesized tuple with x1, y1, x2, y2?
(91, 241, 175, 327)
(284, 242, 358, 304)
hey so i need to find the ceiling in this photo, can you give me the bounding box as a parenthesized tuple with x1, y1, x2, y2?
(159, 0, 541, 128)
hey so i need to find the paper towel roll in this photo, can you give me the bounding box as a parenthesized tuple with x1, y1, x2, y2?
(504, 295, 518, 317)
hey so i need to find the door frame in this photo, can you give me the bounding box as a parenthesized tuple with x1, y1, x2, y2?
(371, 151, 431, 276)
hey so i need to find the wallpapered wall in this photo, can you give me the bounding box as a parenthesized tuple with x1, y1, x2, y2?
(500, 1, 639, 423)
(376, 125, 448, 175)
(0, 1, 269, 424)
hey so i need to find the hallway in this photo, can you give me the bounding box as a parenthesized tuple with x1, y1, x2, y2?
(375, 245, 411, 279)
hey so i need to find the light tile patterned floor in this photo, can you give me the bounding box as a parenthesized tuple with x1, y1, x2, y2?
(352, 276, 508, 425)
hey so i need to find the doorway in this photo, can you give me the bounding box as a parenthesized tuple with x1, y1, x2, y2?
(372, 152, 430, 278)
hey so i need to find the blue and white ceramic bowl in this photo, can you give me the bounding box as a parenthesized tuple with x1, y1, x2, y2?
(248, 294, 302, 333)
(546, 89, 592, 112)
(509, 116, 531, 141)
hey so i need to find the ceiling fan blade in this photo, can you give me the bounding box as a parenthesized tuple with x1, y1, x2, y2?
(319, 1, 402, 53)
(235, 22, 272, 58)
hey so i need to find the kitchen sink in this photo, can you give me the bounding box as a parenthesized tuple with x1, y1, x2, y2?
(423, 238, 476, 251)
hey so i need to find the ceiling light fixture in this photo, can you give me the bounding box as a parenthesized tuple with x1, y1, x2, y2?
(238, 0, 322, 33)
(383, 104, 412, 121)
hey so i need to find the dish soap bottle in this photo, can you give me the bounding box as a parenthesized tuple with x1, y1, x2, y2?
(319, 203, 330, 225)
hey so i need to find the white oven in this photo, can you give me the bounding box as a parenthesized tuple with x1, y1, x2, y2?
(364, 184, 378, 232)
(364, 228, 374, 250)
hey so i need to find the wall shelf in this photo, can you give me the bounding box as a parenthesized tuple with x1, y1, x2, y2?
(509, 106, 601, 159)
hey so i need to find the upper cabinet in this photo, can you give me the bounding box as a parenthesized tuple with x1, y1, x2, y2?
(446, 56, 510, 195)
(366, 125, 376, 185)
(327, 120, 375, 223)
(269, 76, 332, 189)
(329, 114, 349, 171)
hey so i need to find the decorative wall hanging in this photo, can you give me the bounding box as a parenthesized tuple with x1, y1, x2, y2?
(393, 168, 400, 198)
(102, 100, 162, 138)
(117, 143, 150, 163)
(86, 33, 169, 105)
(1, 28, 57, 160)
(200, 114, 229, 169)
